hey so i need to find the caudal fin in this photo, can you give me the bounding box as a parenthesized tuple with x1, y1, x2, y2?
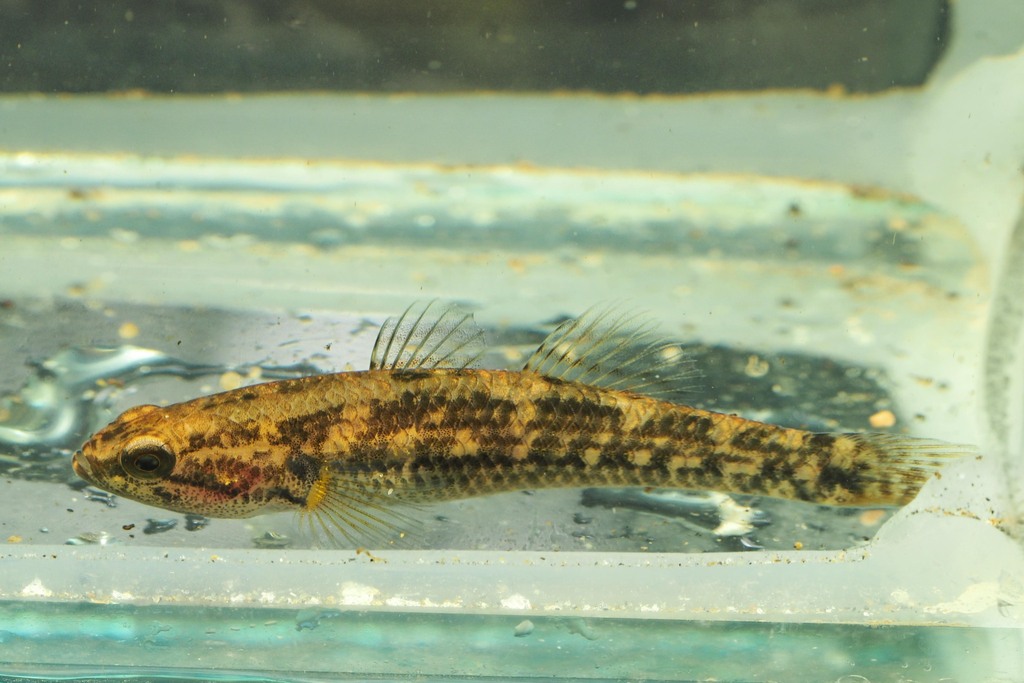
(840, 433, 976, 506)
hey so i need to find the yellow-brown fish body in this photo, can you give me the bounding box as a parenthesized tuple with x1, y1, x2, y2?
(73, 303, 962, 544)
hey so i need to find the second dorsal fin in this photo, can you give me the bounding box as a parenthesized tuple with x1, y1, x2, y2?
(523, 306, 697, 400)
(370, 301, 486, 371)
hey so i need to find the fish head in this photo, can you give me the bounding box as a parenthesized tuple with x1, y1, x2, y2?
(74, 403, 286, 519)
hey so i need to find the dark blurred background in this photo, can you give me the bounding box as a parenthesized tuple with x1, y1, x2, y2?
(0, 0, 948, 94)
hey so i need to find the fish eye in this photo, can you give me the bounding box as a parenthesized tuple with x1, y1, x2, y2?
(120, 442, 176, 480)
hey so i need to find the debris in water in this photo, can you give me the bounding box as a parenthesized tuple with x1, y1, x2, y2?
(514, 620, 535, 637)
(184, 514, 210, 531)
(84, 487, 118, 508)
(295, 608, 342, 631)
(252, 530, 291, 549)
(143, 518, 178, 535)
(66, 531, 119, 545)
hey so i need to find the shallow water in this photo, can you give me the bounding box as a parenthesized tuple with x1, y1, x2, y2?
(0, 161, 985, 553)
(0, 156, 1017, 681)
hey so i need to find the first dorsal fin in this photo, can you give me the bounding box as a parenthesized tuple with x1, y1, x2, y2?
(370, 300, 485, 371)
(523, 306, 697, 400)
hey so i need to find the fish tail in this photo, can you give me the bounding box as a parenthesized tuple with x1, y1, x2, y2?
(820, 432, 974, 506)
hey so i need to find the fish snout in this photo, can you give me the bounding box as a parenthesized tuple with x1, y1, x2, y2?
(71, 450, 96, 484)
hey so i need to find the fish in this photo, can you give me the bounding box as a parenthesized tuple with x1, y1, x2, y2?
(72, 302, 968, 546)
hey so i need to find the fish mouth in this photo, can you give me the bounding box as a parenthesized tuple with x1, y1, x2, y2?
(71, 450, 97, 485)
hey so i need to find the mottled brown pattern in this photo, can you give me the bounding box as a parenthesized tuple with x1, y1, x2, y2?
(73, 367, 947, 522)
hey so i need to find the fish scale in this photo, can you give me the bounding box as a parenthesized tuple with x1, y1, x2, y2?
(324, 370, 881, 505)
(72, 302, 969, 546)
